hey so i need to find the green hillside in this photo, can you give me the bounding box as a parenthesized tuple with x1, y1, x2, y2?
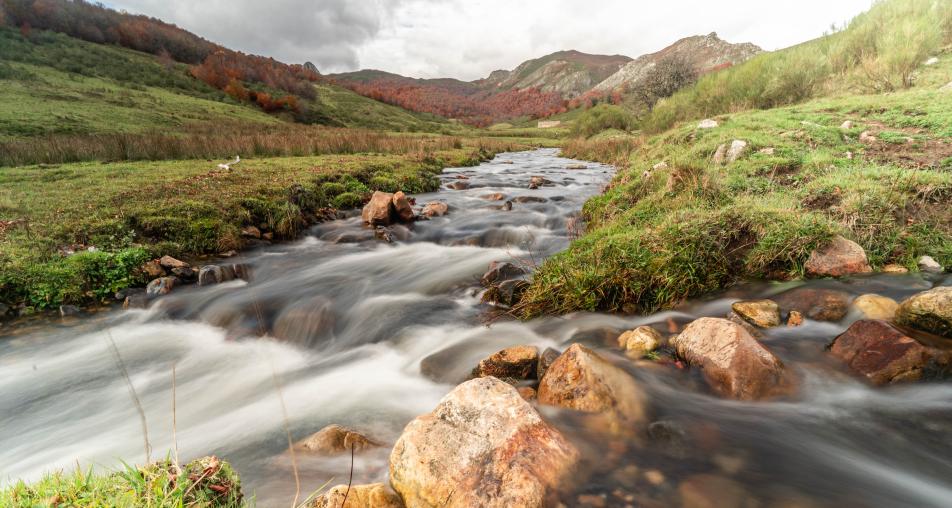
(0, 27, 450, 139)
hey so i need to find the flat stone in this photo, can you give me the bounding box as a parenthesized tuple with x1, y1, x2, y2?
(298, 424, 379, 455)
(159, 255, 189, 269)
(882, 264, 909, 274)
(840, 120, 854, 130)
(830, 319, 952, 384)
(731, 300, 780, 328)
(776, 287, 851, 322)
(726, 140, 748, 163)
(852, 294, 899, 320)
(471, 345, 539, 381)
(698, 119, 719, 129)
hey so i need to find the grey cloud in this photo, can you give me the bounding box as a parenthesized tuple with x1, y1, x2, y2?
(110, 0, 402, 70)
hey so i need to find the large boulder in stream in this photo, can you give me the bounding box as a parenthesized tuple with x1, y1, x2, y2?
(537, 344, 649, 435)
(389, 377, 579, 508)
(672, 318, 787, 400)
(829, 319, 952, 384)
(362, 191, 396, 226)
(804, 236, 872, 278)
(392, 191, 415, 223)
(895, 287, 952, 338)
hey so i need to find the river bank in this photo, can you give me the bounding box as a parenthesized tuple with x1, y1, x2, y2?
(0, 135, 545, 319)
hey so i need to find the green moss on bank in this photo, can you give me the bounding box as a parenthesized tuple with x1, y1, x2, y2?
(519, 88, 952, 317)
(0, 456, 244, 508)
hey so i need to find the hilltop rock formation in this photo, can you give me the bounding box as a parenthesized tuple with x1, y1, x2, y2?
(594, 33, 761, 93)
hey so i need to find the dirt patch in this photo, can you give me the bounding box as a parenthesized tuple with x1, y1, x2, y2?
(861, 124, 952, 169)
(802, 189, 843, 211)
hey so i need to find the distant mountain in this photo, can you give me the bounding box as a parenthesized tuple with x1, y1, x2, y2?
(594, 32, 761, 92)
(477, 50, 632, 97)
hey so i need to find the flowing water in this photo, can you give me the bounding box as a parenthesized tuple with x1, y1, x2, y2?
(2, 148, 951, 507)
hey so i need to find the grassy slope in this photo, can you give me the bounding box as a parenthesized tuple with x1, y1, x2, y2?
(519, 77, 952, 316)
(0, 27, 450, 139)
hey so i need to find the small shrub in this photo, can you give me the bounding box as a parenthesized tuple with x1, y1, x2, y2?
(332, 192, 363, 209)
(571, 104, 636, 138)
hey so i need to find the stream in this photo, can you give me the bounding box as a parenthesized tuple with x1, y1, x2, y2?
(2, 148, 951, 507)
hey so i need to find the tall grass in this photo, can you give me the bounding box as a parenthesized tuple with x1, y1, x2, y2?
(0, 123, 471, 166)
(643, 0, 952, 133)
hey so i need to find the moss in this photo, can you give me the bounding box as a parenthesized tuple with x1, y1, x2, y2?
(0, 456, 243, 508)
(332, 192, 363, 209)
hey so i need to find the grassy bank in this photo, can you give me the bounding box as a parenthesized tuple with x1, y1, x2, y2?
(0, 136, 532, 312)
(518, 86, 952, 317)
(0, 457, 243, 507)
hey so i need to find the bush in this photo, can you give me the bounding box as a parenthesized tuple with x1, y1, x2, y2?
(571, 104, 636, 138)
(332, 192, 363, 209)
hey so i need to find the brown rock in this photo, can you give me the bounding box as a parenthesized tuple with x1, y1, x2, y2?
(617, 326, 662, 358)
(472, 345, 539, 381)
(158, 255, 189, 270)
(787, 311, 804, 327)
(446, 181, 469, 190)
(421, 201, 449, 218)
(852, 294, 899, 320)
(298, 424, 379, 455)
(679, 474, 757, 508)
(241, 225, 262, 239)
(731, 300, 780, 328)
(310, 483, 403, 508)
(389, 377, 579, 508)
(895, 287, 952, 338)
(712, 144, 727, 165)
(271, 296, 335, 346)
(805, 236, 872, 278)
(672, 318, 786, 400)
(528, 176, 548, 189)
(481, 193, 507, 201)
(146, 277, 177, 296)
(140, 260, 165, 278)
(537, 344, 648, 435)
(829, 320, 952, 384)
(882, 264, 909, 274)
(776, 288, 851, 322)
(362, 191, 395, 226)
(392, 191, 415, 223)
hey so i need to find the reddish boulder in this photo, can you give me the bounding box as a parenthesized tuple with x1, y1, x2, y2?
(672, 318, 787, 400)
(804, 236, 872, 277)
(392, 191, 415, 223)
(390, 377, 578, 508)
(362, 191, 395, 226)
(830, 319, 952, 384)
(537, 344, 648, 435)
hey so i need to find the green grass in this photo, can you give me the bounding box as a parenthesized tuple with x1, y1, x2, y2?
(640, 0, 952, 133)
(519, 87, 952, 317)
(0, 456, 244, 507)
(0, 138, 529, 311)
(0, 27, 452, 139)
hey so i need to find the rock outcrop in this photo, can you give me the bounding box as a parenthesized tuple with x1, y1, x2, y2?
(829, 319, 952, 384)
(389, 377, 579, 508)
(804, 236, 872, 277)
(537, 344, 648, 435)
(895, 287, 952, 338)
(672, 318, 786, 400)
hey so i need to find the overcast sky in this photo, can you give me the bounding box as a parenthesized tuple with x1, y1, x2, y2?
(107, 0, 874, 80)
